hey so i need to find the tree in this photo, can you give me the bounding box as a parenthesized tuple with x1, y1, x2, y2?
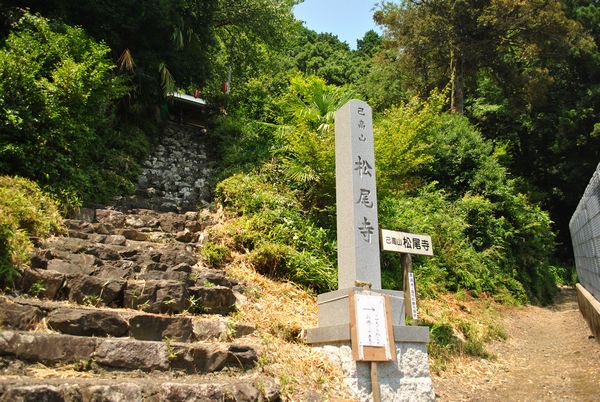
(291, 27, 359, 86)
(357, 29, 382, 57)
(374, 0, 589, 114)
(0, 13, 138, 206)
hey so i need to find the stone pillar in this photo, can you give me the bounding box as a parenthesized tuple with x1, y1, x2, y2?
(335, 100, 381, 290)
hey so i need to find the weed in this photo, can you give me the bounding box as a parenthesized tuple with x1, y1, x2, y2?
(137, 300, 151, 311)
(82, 295, 102, 307)
(163, 337, 182, 361)
(73, 358, 96, 371)
(28, 280, 46, 297)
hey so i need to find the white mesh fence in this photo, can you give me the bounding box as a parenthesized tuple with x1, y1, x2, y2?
(570, 162, 600, 302)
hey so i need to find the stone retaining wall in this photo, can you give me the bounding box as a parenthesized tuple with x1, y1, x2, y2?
(114, 122, 213, 212)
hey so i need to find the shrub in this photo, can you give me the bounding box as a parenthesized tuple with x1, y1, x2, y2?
(0, 176, 63, 286)
(213, 172, 337, 292)
(0, 13, 145, 210)
(375, 94, 556, 303)
(200, 242, 231, 268)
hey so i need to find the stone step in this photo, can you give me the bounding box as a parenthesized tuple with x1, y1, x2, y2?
(64, 208, 208, 243)
(16, 269, 239, 315)
(0, 379, 280, 402)
(0, 330, 258, 373)
(0, 296, 254, 342)
(40, 234, 200, 264)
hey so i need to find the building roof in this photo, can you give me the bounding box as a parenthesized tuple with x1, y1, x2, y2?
(169, 92, 207, 107)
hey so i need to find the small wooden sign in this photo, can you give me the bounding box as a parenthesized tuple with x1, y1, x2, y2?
(381, 229, 433, 256)
(349, 290, 395, 362)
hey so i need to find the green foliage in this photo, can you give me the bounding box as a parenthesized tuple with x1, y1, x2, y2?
(200, 242, 231, 268)
(209, 77, 556, 303)
(0, 176, 63, 286)
(208, 116, 278, 181)
(0, 14, 148, 209)
(213, 172, 337, 292)
(373, 93, 556, 303)
(291, 28, 359, 86)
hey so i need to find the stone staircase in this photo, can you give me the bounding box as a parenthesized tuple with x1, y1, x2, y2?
(0, 207, 279, 401)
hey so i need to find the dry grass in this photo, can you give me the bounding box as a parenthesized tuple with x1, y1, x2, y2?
(225, 258, 353, 400)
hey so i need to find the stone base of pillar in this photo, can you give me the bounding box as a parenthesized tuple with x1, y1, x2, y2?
(314, 342, 435, 401)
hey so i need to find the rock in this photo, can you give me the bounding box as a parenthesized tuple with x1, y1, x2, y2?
(29, 253, 48, 269)
(184, 220, 202, 232)
(92, 223, 114, 235)
(170, 263, 192, 274)
(118, 229, 149, 242)
(0, 331, 99, 364)
(154, 281, 189, 314)
(138, 271, 189, 283)
(0, 297, 44, 330)
(125, 216, 146, 229)
(95, 209, 126, 227)
(96, 260, 137, 280)
(175, 230, 195, 243)
(145, 262, 169, 272)
(18, 268, 65, 299)
(68, 207, 96, 222)
(124, 280, 188, 314)
(226, 345, 258, 369)
(68, 230, 89, 239)
(47, 258, 94, 276)
(67, 276, 125, 307)
(67, 253, 99, 269)
(119, 248, 141, 260)
(197, 271, 239, 288)
(169, 344, 229, 373)
(233, 323, 256, 338)
(124, 281, 157, 311)
(188, 286, 237, 315)
(192, 318, 228, 341)
(159, 249, 197, 266)
(87, 246, 120, 261)
(80, 384, 143, 402)
(0, 384, 64, 402)
(129, 314, 193, 342)
(229, 383, 261, 402)
(94, 339, 169, 371)
(184, 211, 198, 221)
(158, 213, 186, 233)
(103, 235, 127, 246)
(47, 308, 129, 337)
(159, 383, 223, 401)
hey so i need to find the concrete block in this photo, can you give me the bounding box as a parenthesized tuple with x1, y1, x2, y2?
(577, 283, 600, 342)
(306, 324, 429, 345)
(317, 288, 405, 328)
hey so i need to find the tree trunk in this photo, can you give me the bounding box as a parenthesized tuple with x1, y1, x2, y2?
(450, 46, 464, 114)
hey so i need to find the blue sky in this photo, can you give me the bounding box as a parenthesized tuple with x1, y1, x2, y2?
(293, 0, 382, 50)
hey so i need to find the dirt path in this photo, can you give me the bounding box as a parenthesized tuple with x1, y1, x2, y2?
(432, 287, 600, 401)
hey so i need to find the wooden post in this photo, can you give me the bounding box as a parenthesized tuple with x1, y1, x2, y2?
(370, 362, 381, 402)
(401, 253, 416, 325)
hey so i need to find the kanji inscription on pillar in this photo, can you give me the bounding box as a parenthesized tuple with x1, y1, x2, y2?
(335, 100, 381, 290)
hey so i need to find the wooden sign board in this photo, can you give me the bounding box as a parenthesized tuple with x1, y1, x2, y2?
(381, 229, 433, 256)
(349, 290, 395, 362)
